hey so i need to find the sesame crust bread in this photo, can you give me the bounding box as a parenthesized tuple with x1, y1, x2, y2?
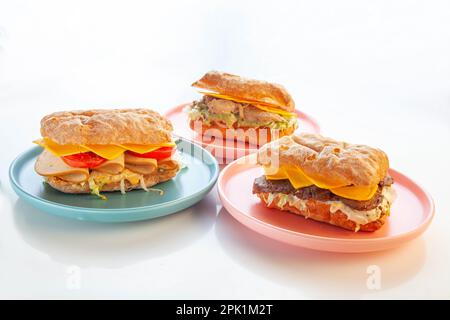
(191, 71, 295, 112)
(40, 109, 173, 145)
(257, 134, 389, 187)
(256, 192, 387, 232)
(189, 119, 296, 146)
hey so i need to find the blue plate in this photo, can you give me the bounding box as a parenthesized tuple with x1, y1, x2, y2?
(9, 138, 219, 222)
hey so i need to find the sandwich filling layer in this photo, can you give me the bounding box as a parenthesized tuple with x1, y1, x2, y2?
(253, 175, 395, 226)
(35, 149, 180, 197)
(34, 138, 176, 160)
(187, 96, 298, 130)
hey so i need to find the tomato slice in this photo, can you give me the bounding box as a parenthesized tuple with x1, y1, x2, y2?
(127, 147, 175, 160)
(62, 152, 107, 168)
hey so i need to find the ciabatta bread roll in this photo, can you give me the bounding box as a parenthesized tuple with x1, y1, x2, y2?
(187, 71, 298, 145)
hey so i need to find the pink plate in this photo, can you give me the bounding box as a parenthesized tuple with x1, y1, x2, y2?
(165, 103, 320, 163)
(217, 155, 435, 253)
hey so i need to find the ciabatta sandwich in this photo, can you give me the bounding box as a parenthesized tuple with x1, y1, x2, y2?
(186, 71, 298, 145)
(34, 109, 181, 198)
(252, 134, 395, 232)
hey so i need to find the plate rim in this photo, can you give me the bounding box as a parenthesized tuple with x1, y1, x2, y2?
(9, 138, 219, 215)
(164, 103, 321, 153)
(217, 154, 435, 250)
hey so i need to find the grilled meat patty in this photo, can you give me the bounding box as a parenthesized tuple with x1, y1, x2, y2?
(252, 175, 394, 211)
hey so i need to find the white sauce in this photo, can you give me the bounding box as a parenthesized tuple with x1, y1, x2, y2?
(265, 187, 396, 226)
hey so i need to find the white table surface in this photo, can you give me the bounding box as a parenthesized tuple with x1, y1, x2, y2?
(1, 0, 449, 299)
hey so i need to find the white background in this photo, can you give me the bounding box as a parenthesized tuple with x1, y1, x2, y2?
(0, 0, 449, 299)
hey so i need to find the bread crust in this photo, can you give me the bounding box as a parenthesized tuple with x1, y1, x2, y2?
(191, 71, 295, 112)
(256, 192, 387, 232)
(46, 168, 179, 194)
(257, 133, 389, 187)
(189, 119, 296, 146)
(40, 109, 173, 145)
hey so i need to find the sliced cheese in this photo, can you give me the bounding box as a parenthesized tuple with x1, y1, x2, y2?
(283, 166, 314, 189)
(83, 144, 125, 160)
(95, 154, 124, 174)
(263, 165, 287, 179)
(119, 142, 176, 154)
(263, 165, 378, 201)
(35, 150, 89, 182)
(34, 138, 176, 159)
(34, 139, 89, 157)
(252, 104, 294, 116)
(305, 175, 347, 190)
(198, 91, 294, 116)
(265, 166, 313, 189)
(265, 165, 346, 189)
(330, 185, 378, 201)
